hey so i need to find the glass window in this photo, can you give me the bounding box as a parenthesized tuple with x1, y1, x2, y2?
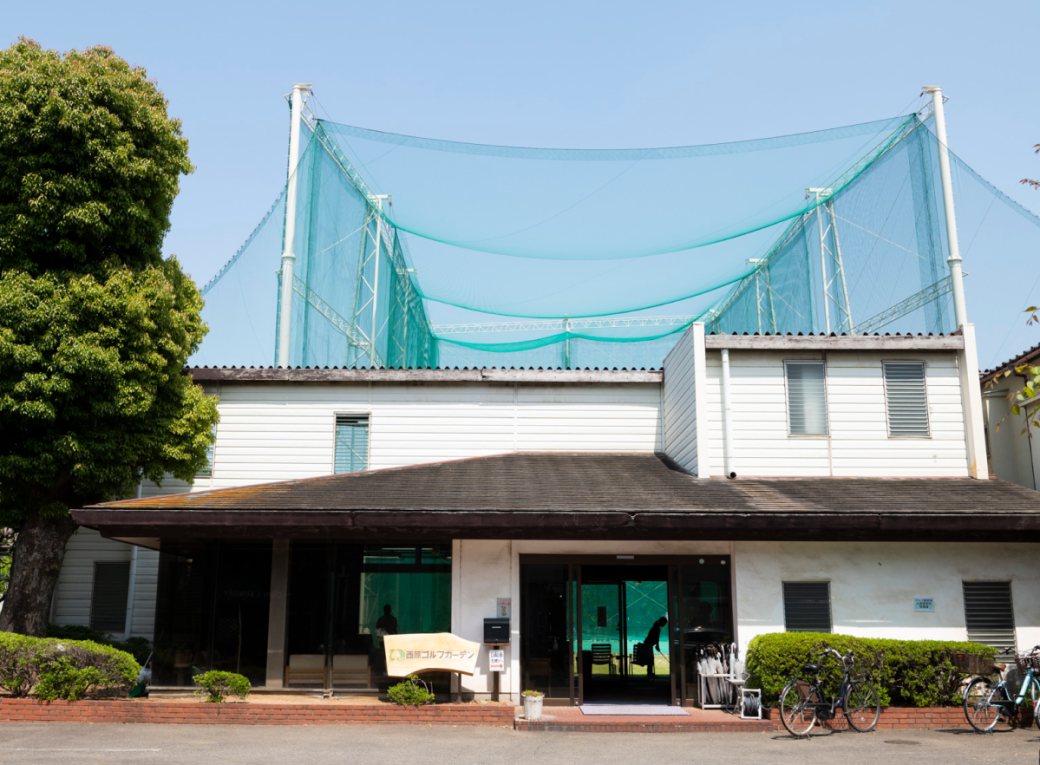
(884, 362, 930, 436)
(963, 581, 1016, 650)
(90, 562, 130, 633)
(196, 424, 216, 477)
(783, 582, 832, 633)
(520, 564, 571, 699)
(334, 416, 369, 473)
(785, 361, 828, 435)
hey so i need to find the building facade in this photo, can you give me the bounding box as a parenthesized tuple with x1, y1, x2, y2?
(61, 325, 1040, 705)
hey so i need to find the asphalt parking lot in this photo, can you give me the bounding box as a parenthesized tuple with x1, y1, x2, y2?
(0, 724, 1037, 765)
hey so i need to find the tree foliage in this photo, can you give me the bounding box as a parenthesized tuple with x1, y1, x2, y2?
(0, 38, 218, 634)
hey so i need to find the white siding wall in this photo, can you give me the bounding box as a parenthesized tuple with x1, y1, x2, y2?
(735, 541, 1040, 655)
(55, 380, 663, 635)
(52, 528, 158, 638)
(197, 381, 663, 486)
(704, 350, 969, 477)
(662, 328, 699, 474)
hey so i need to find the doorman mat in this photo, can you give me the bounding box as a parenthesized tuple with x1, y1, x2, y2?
(579, 705, 690, 716)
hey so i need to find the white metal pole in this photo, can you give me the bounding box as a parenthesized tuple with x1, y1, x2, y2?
(827, 200, 853, 333)
(276, 83, 311, 368)
(370, 195, 390, 367)
(721, 349, 736, 478)
(811, 190, 831, 333)
(923, 86, 967, 328)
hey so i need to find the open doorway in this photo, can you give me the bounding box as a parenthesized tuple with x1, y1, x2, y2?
(520, 555, 733, 707)
(580, 565, 671, 704)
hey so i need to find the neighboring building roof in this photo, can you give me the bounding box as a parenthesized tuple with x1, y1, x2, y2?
(981, 341, 1040, 384)
(74, 453, 1040, 543)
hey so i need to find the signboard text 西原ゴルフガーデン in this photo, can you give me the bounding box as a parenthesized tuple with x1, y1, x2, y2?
(383, 633, 481, 677)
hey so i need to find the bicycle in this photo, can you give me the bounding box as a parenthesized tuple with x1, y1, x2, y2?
(778, 648, 881, 737)
(963, 645, 1040, 733)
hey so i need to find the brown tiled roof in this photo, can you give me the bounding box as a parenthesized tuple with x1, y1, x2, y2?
(73, 453, 1040, 542)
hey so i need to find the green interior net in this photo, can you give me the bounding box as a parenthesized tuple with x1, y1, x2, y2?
(190, 109, 1040, 370)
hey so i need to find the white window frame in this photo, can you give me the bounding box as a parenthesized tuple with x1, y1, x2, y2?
(783, 359, 830, 438)
(332, 412, 372, 474)
(882, 360, 931, 439)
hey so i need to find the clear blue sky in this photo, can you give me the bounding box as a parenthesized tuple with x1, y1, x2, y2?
(7, 0, 1040, 367)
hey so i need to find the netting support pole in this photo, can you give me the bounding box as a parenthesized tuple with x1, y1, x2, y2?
(370, 195, 390, 368)
(276, 83, 311, 368)
(923, 86, 967, 328)
(811, 190, 831, 333)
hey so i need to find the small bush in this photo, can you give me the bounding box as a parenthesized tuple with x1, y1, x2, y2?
(0, 631, 141, 700)
(522, 690, 544, 697)
(745, 632, 996, 707)
(192, 671, 251, 703)
(387, 675, 434, 707)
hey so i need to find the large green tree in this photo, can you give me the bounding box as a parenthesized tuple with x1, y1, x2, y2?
(0, 38, 218, 635)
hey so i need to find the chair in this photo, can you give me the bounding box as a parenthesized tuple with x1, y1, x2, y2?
(285, 654, 326, 687)
(590, 644, 615, 676)
(329, 655, 371, 689)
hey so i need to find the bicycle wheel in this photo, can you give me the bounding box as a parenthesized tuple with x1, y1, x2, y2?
(1030, 676, 1040, 732)
(844, 680, 881, 732)
(779, 680, 818, 737)
(963, 676, 1002, 733)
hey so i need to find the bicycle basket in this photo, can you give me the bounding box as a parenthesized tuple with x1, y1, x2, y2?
(1013, 654, 1040, 674)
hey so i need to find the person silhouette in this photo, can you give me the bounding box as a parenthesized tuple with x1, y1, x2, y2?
(376, 604, 398, 637)
(640, 617, 668, 677)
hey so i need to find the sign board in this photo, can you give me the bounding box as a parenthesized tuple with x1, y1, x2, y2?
(914, 597, 935, 612)
(489, 649, 505, 672)
(384, 633, 481, 677)
(496, 598, 511, 619)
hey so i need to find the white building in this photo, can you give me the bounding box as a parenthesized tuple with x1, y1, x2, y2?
(982, 342, 1040, 491)
(60, 324, 1040, 706)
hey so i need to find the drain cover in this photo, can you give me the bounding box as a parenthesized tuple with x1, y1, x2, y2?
(883, 740, 921, 746)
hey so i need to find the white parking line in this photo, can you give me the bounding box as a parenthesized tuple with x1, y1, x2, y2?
(13, 749, 162, 753)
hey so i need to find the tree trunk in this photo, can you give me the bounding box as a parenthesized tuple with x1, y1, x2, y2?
(0, 511, 77, 636)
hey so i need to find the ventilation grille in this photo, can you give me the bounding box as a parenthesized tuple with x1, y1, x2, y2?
(90, 562, 131, 633)
(786, 362, 828, 435)
(783, 582, 832, 633)
(884, 362, 930, 436)
(335, 415, 369, 474)
(963, 581, 1016, 650)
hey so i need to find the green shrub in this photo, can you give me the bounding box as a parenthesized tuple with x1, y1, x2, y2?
(387, 675, 434, 707)
(192, 671, 251, 703)
(47, 624, 152, 665)
(745, 632, 996, 708)
(0, 631, 141, 700)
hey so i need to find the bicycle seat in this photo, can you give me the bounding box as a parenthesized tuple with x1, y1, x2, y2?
(802, 663, 825, 673)
(993, 663, 1007, 671)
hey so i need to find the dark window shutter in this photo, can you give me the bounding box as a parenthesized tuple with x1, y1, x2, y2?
(963, 582, 1016, 650)
(90, 562, 131, 633)
(884, 362, 930, 436)
(783, 582, 832, 633)
(335, 416, 369, 474)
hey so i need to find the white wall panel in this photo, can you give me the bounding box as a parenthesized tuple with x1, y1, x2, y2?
(704, 350, 969, 477)
(662, 328, 699, 473)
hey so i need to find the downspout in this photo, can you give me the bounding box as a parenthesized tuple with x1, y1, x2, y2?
(721, 349, 736, 478)
(123, 483, 142, 640)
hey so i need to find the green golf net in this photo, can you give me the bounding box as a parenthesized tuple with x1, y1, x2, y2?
(190, 110, 1040, 370)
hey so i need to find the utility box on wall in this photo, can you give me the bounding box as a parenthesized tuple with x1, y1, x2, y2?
(484, 618, 509, 644)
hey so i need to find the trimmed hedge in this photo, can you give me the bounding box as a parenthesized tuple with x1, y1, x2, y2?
(746, 632, 995, 707)
(46, 623, 151, 666)
(0, 631, 141, 700)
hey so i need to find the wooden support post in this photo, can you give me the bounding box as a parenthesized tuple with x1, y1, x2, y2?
(265, 539, 290, 688)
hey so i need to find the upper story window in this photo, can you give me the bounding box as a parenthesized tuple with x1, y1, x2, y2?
(196, 425, 216, 478)
(883, 362, 930, 437)
(785, 361, 828, 436)
(335, 415, 370, 474)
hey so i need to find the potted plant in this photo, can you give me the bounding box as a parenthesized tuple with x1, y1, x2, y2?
(522, 689, 544, 720)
